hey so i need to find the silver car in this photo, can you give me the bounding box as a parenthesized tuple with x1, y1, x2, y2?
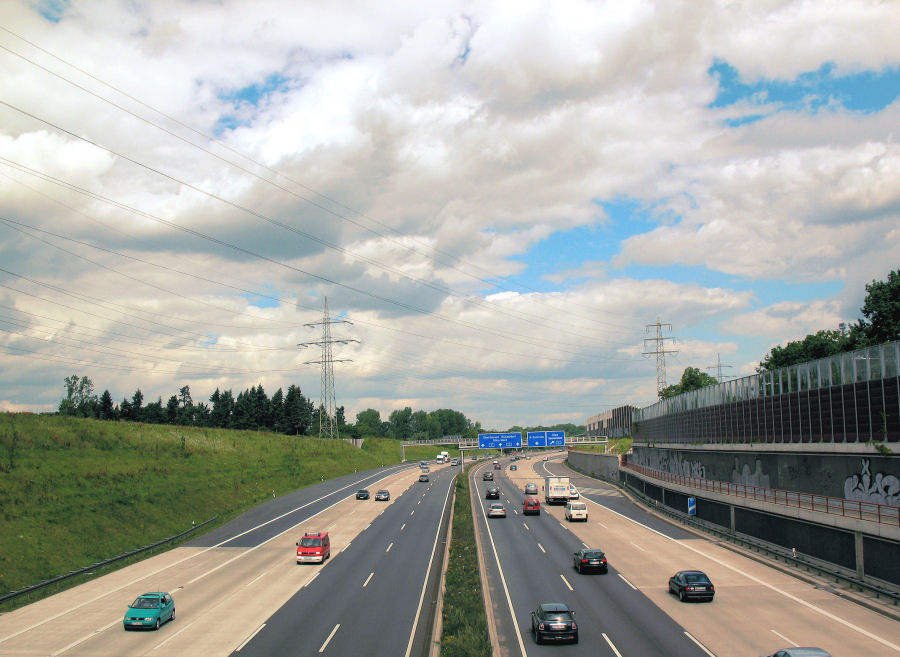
(525, 482, 538, 495)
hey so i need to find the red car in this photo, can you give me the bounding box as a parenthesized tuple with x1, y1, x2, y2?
(523, 498, 541, 515)
(296, 532, 330, 564)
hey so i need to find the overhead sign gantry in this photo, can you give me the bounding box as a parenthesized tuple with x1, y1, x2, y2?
(526, 430, 565, 447)
(478, 432, 523, 449)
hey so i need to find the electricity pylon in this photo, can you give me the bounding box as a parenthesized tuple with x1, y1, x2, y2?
(298, 297, 357, 439)
(643, 317, 678, 397)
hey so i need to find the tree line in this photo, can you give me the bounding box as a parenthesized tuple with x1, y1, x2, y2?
(56, 376, 493, 440)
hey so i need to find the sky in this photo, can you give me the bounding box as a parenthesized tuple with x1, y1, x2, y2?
(0, 0, 898, 431)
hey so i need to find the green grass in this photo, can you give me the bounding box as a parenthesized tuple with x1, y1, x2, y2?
(440, 464, 491, 657)
(568, 437, 633, 455)
(0, 413, 432, 601)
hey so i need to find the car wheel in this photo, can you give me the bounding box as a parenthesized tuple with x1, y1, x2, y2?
(154, 618, 160, 630)
(678, 590, 685, 602)
(572, 633, 579, 645)
(171, 608, 175, 621)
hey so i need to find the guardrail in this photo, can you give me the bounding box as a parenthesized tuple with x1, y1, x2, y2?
(0, 515, 218, 605)
(621, 462, 900, 526)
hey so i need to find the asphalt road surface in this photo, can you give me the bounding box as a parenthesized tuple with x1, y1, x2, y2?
(472, 453, 900, 657)
(0, 461, 456, 657)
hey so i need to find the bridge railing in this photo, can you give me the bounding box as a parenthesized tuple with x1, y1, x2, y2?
(621, 463, 899, 526)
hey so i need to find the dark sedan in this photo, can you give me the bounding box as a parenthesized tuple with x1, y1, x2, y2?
(485, 486, 500, 499)
(531, 603, 578, 644)
(482, 471, 493, 481)
(668, 570, 715, 602)
(762, 650, 832, 657)
(573, 548, 607, 574)
(355, 489, 370, 500)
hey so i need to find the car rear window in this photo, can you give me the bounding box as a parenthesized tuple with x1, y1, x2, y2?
(571, 503, 586, 510)
(684, 573, 710, 584)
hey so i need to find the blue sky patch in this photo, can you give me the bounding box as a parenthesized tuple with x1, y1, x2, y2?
(239, 287, 281, 309)
(215, 73, 292, 134)
(709, 59, 900, 116)
(35, 0, 67, 22)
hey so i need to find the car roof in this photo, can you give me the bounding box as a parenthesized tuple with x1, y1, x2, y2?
(783, 649, 832, 657)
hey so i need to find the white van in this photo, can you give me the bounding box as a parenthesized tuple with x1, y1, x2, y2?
(565, 501, 588, 522)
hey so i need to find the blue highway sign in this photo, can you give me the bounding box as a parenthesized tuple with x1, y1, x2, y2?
(687, 497, 696, 515)
(547, 431, 565, 446)
(479, 432, 522, 449)
(526, 431, 547, 447)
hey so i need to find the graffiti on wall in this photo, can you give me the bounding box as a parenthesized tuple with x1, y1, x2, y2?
(731, 458, 772, 488)
(633, 449, 707, 479)
(844, 459, 900, 505)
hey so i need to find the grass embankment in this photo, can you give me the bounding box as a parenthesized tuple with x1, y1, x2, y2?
(440, 465, 491, 657)
(0, 413, 450, 601)
(569, 437, 633, 454)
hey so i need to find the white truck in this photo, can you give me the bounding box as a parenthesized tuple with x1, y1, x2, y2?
(436, 450, 450, 464)
(544, 476, 570, 505)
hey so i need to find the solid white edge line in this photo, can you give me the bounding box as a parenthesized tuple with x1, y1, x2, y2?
(770, 629, 798, 646)
(319, 623, 340, 653)
(684, 631, 717, 656)
(590, 499, 900, 652)
(4, 465, 421, 651)
(403, 474, 455, 657)
(617, 573, 637, 590)
(236, 623, 266, 652)
(560, 574, 573, 591)
(473, 464, 529, 657)
(602, 633, 624, 657)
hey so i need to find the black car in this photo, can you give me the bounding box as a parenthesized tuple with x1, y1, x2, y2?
(482, 471, 494, 481)
(374, 489, 390, 501)
(573, 548, 608, 574)
(668, 570, 715, 602)
(485, 486, 500, 499)
(356, 489, 369, 500)
(531, 603, 578, 644)
(419, 474, 429, 482)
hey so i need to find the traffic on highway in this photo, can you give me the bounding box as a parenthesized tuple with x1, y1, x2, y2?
(2, 451, 898, 657)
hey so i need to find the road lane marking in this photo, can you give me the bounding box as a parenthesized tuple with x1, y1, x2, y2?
(595, 501, 900, 653)
(771, 629, 797, 646)
(523, 522, 530, 531)
(537, 543, 546, 553)
(630, 541, 645, 551)
(386, 542, 394, 553)
(51, 618, 120, 656)
(410, 510, 415, 516)
(684, 631, 716, 656)
(560, 574, 573, 591)
(153, 620, 195, 651)
(401, 523, 406, 531)
(363, 572, 374, 587)
(319, 623, 340, 653)
(236, 623, 265, 652)
(404, 473, 456, 657)
(597, 521, 608, 528)
(617, 573, 637, 590)
(602, 633, 624, 657)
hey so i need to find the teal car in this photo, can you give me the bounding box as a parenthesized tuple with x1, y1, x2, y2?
(123, 592, 175, 630)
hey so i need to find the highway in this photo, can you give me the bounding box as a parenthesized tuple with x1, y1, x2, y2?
(0, 461, 456, 657)
(472, 453, 900, 657)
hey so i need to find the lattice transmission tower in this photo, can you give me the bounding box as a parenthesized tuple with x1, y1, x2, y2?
(643, 317, 678, 397)
(706, 352, 733, 383)
(298, 297, 358, 439)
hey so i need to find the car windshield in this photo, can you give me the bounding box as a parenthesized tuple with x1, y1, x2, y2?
(584, 551, 604, 558)
(358, 490, 367, 494)
(300, 537, 322, 547)
(132, 597, 161, 609)
(540, 610, 572, 620)
(684, 573, 710, 584)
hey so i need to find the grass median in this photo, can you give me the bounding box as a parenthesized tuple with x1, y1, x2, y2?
(440, 464, 491, 657)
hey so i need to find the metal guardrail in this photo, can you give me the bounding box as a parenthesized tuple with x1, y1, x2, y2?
(621, 463, 900, 526)
(0, 515, 218, 605)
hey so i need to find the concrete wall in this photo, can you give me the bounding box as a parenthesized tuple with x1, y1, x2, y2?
(628, 446, 900, 504)
(567, 450, 620, 480)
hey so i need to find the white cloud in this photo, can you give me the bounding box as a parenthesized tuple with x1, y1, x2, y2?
(0, 0, 897, 428)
